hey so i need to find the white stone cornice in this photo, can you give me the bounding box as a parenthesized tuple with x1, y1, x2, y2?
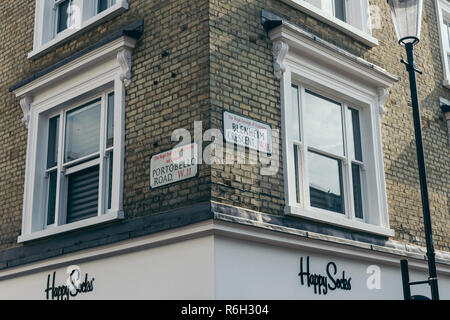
(273, 40, 289, 79)
(19, 96, 32, 128)
(378, 87, 389, 117)
(117, 49, 133, 87)
(13, 35, 137, 99)
(268, 23, 398, 88)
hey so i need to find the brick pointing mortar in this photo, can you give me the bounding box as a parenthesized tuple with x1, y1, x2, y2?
(0, 0, 448, 255)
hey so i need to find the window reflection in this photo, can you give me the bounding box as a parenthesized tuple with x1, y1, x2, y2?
(308, 151, 344, 214)
(304, 90, 344, 156)
(65, 101, 101, 163)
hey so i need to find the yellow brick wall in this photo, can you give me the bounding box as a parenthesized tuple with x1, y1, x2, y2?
(209, 0, 450, 250)
(0, 0, 448, 252)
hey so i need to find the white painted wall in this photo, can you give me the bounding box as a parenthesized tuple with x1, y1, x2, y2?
(0, 231, 449, 299)
(214, 236, 450, 300)
(0, 236, 215, 300)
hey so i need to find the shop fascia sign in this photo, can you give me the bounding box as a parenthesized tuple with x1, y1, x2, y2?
(44, 265, 94, 300)
(298, 256, 352, 295)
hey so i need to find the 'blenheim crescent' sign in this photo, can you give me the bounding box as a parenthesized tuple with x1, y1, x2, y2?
(151, 143, 198, 188)
(223, 111, 273, 154)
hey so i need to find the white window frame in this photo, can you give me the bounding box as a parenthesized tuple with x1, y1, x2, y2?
(29, 0, 128, 60)
(269, 21, 396, 237)
(280, 0, 378, 47)
(44, 92, 114, 229)
(13, 35, 136, 242)
(290, 85, 367, 223)
(435, 0, 450, 89)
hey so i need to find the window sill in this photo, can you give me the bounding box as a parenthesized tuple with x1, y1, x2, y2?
(280, 0, 378, 47)
(17, 210, 124, 243)
(28, 1, 129, 60)
(285, 205, 395, 238)
(443, 79, 450, 89)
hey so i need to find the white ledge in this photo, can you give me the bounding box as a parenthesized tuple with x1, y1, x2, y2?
(3, 220, 449, 282)
(14, 35, 136, 98)
(443, 79, 450, 89)
(17, 211, 124, 243)
(28, 1, 128, 60)
(268, 21, 397, 87)
(280, 0, 379, 47)
(285, 205, 395, 238)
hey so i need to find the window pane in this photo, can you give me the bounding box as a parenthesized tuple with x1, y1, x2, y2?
(291, 85, 301, 142)
(107, 92, 114, 148)
(308, 151, 344, 214)
(65, 101, 101, 163)
(97, 0, 108, 13)
(98, 0, 116, 13)
(46, 171, 58, 226)
(305, 90, 344, 156)
(334, 0, 346, 22)
(57, 0, 71, 33)
(346, 107, 363, 162)
(67, 165, 99, 223)
(47, 116, 60, 169)
(352, 163, 364, 219)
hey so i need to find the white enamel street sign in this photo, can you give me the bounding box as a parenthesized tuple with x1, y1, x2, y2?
(150, 143, 198, 188)
(223, 111, 273, 154)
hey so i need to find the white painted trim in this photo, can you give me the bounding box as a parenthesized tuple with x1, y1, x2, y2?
(17, 210, 124, 243)
(15, 36, 136, 98)
(29, 0, 129, 60)
(435, 0, 450, 89)
(285, 205, 395, 237)
(13, 36, 135, 242)
(268, 24, 396, 86)
(269, 24, 396, 236)
(280, 0, 378, 47)
(2, 220, 450, 282)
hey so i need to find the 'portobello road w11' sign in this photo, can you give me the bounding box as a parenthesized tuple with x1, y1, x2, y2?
(223, 111, 273, 154)
(151, 143, 198, 188)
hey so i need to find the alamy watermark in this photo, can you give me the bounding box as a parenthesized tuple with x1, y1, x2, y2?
(168, 121, 280, 176)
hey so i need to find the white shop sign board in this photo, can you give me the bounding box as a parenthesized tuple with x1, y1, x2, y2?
(223, 111, 273, 154)
(1, 235, 449, 300)
(150, 143, 198, 188)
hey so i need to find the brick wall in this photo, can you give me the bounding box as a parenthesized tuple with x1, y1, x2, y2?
(0, 0, 211, 250)
(209, 0, 450, 250)
(0, 0, 448, 252)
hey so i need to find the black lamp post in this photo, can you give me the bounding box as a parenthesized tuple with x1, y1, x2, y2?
(387, 0, 439, 300)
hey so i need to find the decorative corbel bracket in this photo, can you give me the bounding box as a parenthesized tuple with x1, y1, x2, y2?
(378, 88, 389, 117)
(20, 96, 32, 128)
(273, 41, 289, 79)
(117, 49, 133, 87)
